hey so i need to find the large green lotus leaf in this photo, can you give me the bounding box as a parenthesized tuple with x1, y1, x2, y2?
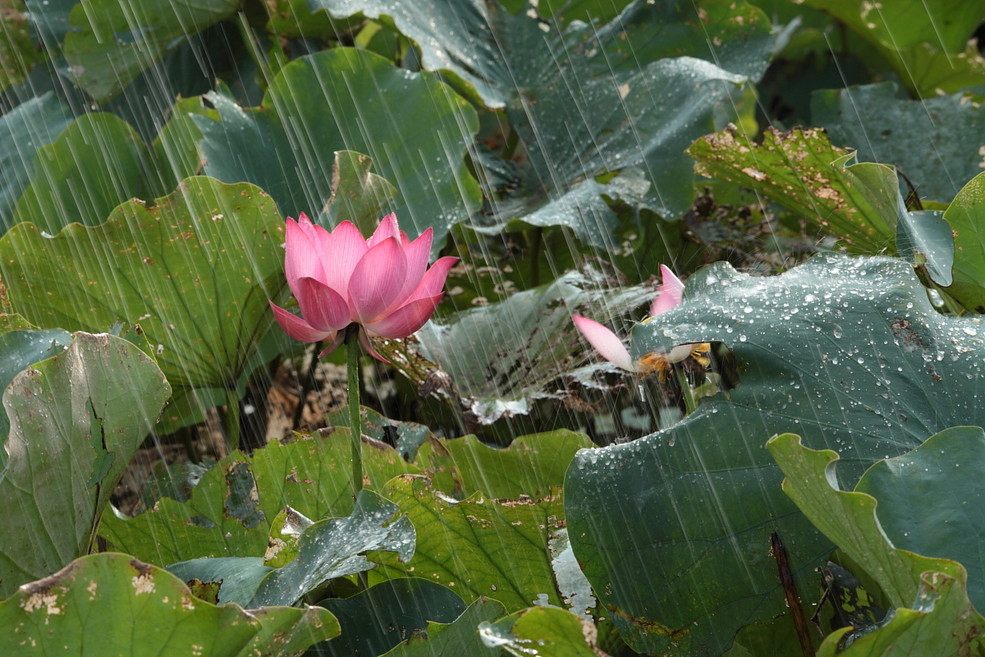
(0, 177, 284, 430)
(250, 489, 415, 607)
(13, 113, 152, 232)
(565, 254, 985, 655)
(479, 606, 603, 657)
(380, 598, 508, 656)
(310, 578, 466, 657)
(415, 430, 593, 499)
(376, 476, 565, 612)
(854, 426, 985, 611)
(767, 434, 985, 656)
(100, 430, 418, 564)
(0, 333, 170, 598)
(310, 0, 770, 107)
(0, 327, 71, 445)
(0, 92, 73, 230)
(813, 82, 985, 204)
(938, 172, 985, 312)
(314, 0, 769, 240)
(687, 126, 900, 253)
(412, 265, 655, 425)
(800, 0, 985, 97)
(63, 0, 239, 102)
(189, 47, 479, 250)
(0, 553, 339, 656)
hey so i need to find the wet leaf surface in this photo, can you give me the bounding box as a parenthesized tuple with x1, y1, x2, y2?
(0, 553, 338, 656)
(0, 333, 170, 598)
(100, 429, 418, 564)
(566, 254, 985, 655)
(0, 177, 285, 432)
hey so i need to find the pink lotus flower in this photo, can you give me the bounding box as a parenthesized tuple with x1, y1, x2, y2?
(270, 212, 458, 362)
(571, 265, 685, 372)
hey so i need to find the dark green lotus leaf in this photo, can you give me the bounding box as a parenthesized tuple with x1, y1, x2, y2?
(13, 113, 154, 232)
(375, 475, 564, 612)
(0, 92, 73, 230)
(63, 0, 239, 102)
(166, 556, 273, 607)
(565, 254, 985, 655)
(412, 265, 656, 425)
(379, 597, 507, 657)
(768, 434, 985, 657)
(0, 177, 284, 432)
(249, 489, 415, 608)
(0, 553, 339, 656)
(813, 82, 985, 204)
(0, 327, 71, 444)
(940, 172, 985, 312)
(310, 578, 466, 657)
(189, 47, 479, 251)
(854, 426, 985, 611)
(310, 0, 771, 107)
(479, 606, 602, 657)
(415, 430, 593, 499)
(313, 0, 770, 240)
(100, 429, 417, 564)
(0, 333, 170, 598)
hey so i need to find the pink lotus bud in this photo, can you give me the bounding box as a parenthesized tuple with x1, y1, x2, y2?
(270, 212, 458, 362)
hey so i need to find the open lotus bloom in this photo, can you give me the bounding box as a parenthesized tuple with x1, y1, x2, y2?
(572, 265, 709, 377)
(270, 212, 458, 362)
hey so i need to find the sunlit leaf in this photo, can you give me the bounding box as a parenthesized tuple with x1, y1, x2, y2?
(250, 489, 415, 607)
(938, 172, 985, 312)
(799, 0, 985, 97)
(0, 553, 339, 656)
(380, 597, 508, 656)
(63, 0, 239, 102)
(566, 254, 985, 655)
(415, 430, 593, 499)
(375, 475, 564, 612)
(813, 82, 985, 203)
(310, 578, 466, 657)
(188, 47, 480, 251)
(0, 177, 284, 432)
(100, 429, 418, 564)
(768, 433, 985, 657)
(0, 333, 170, 598)
(688, 126, 900, 253)
(478, 606, 603, 656)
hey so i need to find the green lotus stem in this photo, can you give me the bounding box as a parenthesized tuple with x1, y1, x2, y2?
(346, 329, 364, 497)
(675, 366, 697, 416)
(225, 386, 241, 452)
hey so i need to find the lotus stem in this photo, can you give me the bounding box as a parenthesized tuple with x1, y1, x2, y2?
(346, 329, 364, 498)
(675, 366, 697, 416)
